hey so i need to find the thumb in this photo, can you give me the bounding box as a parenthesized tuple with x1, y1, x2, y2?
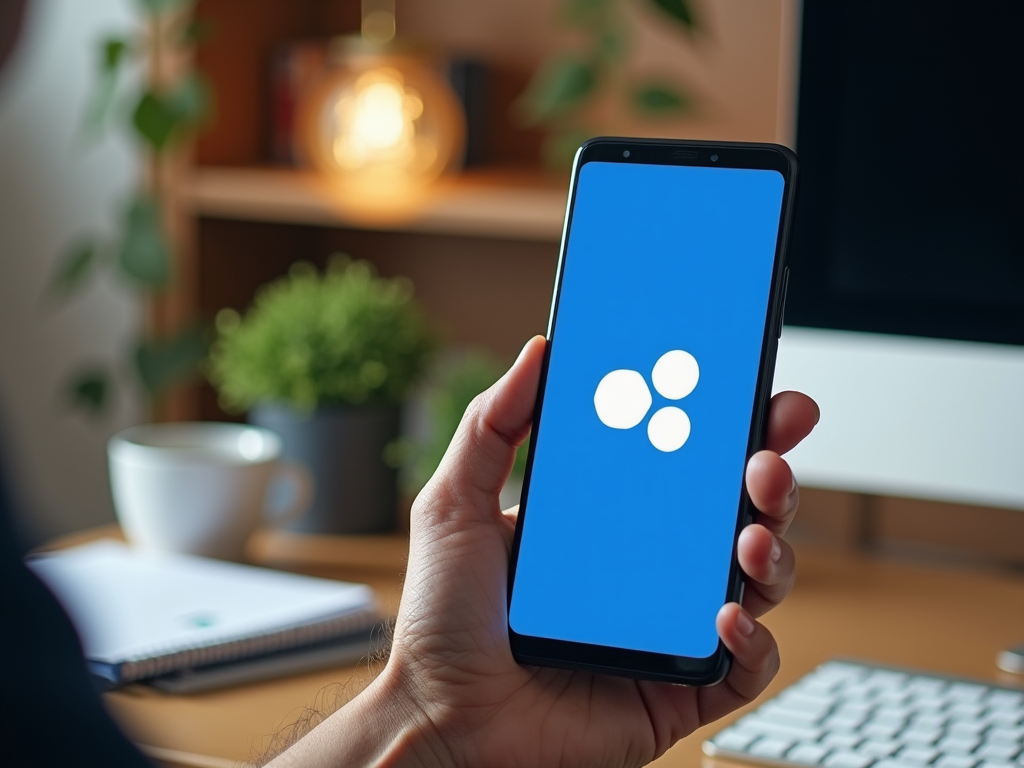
(423, 336, 545, 522)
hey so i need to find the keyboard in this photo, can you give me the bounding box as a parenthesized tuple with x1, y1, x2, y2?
(703, 660, 1024, 768)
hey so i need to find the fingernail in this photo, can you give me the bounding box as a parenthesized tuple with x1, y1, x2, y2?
(770, 534, 782, 563)
(736, 609, 756, 637)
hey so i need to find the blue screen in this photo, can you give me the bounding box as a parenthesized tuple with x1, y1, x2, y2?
(508, 161, 785, 658)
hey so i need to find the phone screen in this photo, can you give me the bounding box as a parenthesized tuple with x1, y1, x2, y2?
(509, 160, 786, 659)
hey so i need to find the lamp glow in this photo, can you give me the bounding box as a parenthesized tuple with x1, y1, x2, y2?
(299, 40, 465, 211)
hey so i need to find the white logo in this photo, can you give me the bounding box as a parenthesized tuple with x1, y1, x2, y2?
(593, 350, 699, 452)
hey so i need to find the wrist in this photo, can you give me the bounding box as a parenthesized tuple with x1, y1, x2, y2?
(362, 660, 460, 768)
(262, 659, 458, 768)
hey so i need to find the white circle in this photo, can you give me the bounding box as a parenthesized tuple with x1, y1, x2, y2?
(594, 369, 652, 429)
(651, 349, 699, 400)
(647, 406, 691, 452)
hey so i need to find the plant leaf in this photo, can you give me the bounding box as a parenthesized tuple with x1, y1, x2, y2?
(48, 241, 99, 300)
(102, 38, 131, 71)
(132, 91, 181, 149)
(176, 17, 214, 45)
(630, 81, 694, 114)
(68, 367, 112, 415)
(134, 326, 206, 395)
(117, 195, 171, 287)
(517, 56, 598, 125)
(647, 0, 699, 32)
(166, 72, 210, 128)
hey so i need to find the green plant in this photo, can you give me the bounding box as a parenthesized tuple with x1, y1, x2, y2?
(407, 351, 529, 492)
(209, 257, 435, 413)
(516, 0, 701, 168)
(48, 0, 212, 415)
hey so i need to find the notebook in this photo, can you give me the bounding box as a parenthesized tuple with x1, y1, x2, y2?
(27, 540, 381, 687)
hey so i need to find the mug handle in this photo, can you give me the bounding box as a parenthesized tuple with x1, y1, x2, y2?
(265, 461, 314, 528)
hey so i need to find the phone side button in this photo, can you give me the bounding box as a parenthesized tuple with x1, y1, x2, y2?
(776, 268, 790, 339)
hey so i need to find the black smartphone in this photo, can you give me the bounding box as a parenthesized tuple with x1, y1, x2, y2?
(507, 137, 798, 686)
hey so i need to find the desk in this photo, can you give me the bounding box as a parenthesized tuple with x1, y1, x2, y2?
(62, 531, 1021, 768)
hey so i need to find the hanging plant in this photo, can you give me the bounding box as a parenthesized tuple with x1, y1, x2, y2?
(47, 0, 212, 415)
(516, 0, 701, 168)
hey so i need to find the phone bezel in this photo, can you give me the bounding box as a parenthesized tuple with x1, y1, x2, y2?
(506, 137, 800, 686)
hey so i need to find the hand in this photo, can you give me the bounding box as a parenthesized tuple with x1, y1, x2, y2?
(270, 336, 819, 768)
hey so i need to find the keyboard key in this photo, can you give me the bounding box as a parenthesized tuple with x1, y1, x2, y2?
(950, 683, 989, 700)
(898, 745, 941, 765)
(823, 750, 873, 768)
(988, 711, 1024, 728)
(862, 722, 902, 740)
(949, 719, 989, 737)
(938, 735, 982, 754)
(823, 713, 866, 731)
(710, 728, 758, 753)
(749, 737, 795, 759)
(986, 690, 1024, 708)
(986, 726, 1024, 744)
(822, 732, 862, 749)
(951, 703, 987, 719)
(910, 713, 949, 729)
(787, 743, 831, 765)
(977, 742, 1021, 761)
(858, 739, 900, 757)
(734, 715, 823, 742)
(908, 677, 949, 695)
(761, 703, 829, 727)
(935, 755, 979, 768)
(903, 726, 944, 745)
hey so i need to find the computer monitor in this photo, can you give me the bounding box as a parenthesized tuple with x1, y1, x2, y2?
(773, 0, 1024, 510)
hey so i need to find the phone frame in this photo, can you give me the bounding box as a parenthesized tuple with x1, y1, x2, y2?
(506, 137, 800, 686)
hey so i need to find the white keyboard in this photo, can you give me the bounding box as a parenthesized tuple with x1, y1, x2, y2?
(703, 660, 1023, 768)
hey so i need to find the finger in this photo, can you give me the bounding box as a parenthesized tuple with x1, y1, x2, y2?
(736, 523, 796, 618)
(765, 390, 819, 455)
(697, 603, 781, 726)
(745, 449, 799, 536)
(425, 336, 545, 520)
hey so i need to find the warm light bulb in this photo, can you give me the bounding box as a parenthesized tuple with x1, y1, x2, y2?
(299, 42, 465, 214)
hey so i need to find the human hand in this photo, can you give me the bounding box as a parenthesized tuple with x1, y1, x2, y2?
(271, 335, 819, 768)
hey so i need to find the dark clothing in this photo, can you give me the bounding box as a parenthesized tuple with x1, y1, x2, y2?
(0, 463, 151, 767)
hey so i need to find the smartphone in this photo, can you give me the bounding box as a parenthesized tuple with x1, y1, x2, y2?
(507, 137, 799, 686)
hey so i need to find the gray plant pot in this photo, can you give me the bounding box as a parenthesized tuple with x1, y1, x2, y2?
(250, 403, 400, 534)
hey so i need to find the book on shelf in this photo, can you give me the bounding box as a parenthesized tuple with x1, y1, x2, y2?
(27, 540, 383, 691)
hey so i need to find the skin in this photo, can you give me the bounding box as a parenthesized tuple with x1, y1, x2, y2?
(268, 336, 819, 768)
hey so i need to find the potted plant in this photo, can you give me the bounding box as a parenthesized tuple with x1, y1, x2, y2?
(208, 256, 434, 534)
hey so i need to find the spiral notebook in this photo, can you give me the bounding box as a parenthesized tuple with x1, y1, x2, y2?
(27, 540, 381, 688)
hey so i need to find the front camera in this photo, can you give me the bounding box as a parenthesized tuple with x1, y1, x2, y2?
(623, 150, 630, 158)
(710, 154, 719, 162)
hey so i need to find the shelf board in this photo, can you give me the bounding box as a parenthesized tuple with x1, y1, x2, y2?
(181, 167, 569, 242)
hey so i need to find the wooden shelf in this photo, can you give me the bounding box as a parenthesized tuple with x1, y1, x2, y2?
(180, 167, 569, 242)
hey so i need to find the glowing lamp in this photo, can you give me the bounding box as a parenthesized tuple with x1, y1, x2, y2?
(299, 36, 465, 212)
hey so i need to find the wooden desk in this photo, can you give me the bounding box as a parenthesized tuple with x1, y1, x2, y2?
(84, 534, 1022, 768)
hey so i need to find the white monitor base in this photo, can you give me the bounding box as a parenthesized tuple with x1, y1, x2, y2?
(773, 326, 1024, 511)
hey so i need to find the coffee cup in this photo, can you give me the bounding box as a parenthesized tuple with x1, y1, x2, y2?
(108, 422, 313, 560)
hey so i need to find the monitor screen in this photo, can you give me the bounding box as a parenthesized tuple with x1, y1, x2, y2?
(789, 0, 1024, 346)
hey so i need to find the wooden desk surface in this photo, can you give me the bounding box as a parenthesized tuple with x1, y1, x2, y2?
(82, 533, 1022, 768)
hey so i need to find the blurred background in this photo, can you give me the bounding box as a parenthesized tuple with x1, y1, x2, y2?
(1, 0, 1021, 567)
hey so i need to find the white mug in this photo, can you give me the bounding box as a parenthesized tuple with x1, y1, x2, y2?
(108, 423, 313, 561)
